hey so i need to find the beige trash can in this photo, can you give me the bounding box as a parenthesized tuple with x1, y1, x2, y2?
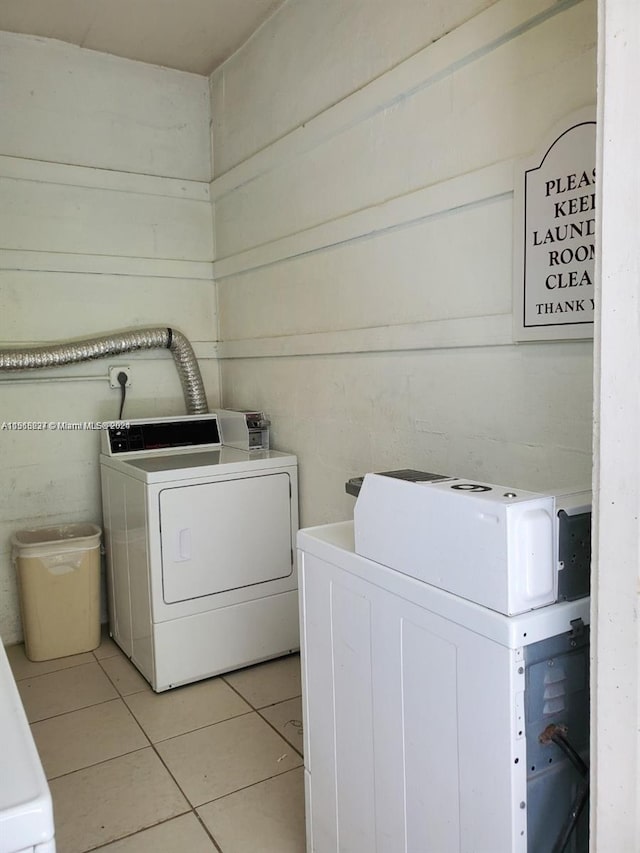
(12, 523, 102, 661)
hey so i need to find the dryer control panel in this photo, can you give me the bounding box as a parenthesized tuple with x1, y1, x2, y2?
(102, 414, 221, 455)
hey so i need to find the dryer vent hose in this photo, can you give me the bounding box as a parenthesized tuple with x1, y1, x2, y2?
(0, 327, 208, 414)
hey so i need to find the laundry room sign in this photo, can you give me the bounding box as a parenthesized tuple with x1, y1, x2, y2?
(513, 108, 596, 341)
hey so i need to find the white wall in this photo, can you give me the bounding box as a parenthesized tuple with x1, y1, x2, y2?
(592, 0, 640, 846)
(211, 0, 597, 528)
(0, 33, 218, 643)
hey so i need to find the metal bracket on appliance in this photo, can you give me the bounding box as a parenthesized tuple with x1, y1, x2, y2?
(569, 617, 585, 639)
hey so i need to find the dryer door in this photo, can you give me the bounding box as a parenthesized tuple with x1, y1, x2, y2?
(159, 473, 293, 603)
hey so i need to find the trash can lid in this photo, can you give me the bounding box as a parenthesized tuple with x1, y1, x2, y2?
(12, 523, 102, 554)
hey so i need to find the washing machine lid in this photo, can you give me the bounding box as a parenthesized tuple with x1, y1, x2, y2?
(0, 642, 55, 851)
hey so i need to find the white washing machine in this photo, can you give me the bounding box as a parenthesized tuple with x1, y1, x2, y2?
(0, 640, 55, 853)
(298, 474, 591, 852)
(100, 414, 299, 691)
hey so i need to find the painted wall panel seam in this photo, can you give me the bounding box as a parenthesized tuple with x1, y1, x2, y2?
(216, 314, 514, 359)
(213, 161, 514, 279)
(209, 0, 584, 198)
(0, 155, 211, 202)
(0, 251, 215, 281)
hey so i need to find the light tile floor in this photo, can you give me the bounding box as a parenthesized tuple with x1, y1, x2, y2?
(7, 634, 306, 853)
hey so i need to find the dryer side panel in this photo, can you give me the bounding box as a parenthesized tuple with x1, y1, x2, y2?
(100, 467, 153, 681)
(160, 472, 293, 603)
(100, 465, 132, 656)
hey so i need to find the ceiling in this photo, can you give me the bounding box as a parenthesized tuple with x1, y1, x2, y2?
(0, 0, 285, 76)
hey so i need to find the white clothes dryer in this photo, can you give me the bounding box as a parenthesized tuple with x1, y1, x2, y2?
(100, 414, 299, 691)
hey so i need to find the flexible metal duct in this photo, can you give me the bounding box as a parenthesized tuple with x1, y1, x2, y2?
(0, 327, 209, 414)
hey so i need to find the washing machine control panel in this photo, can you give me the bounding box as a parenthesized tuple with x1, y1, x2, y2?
(103, 415, 221, 455)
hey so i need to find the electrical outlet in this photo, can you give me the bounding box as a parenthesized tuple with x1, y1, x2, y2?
(109, 366, 132, 388)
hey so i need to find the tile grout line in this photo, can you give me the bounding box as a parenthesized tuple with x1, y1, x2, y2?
(145, 720, 227, 853)
(77, 805, 195, 853)
(193, 810, 225, 853)
(27, 694, 121, 726)
(220, 676, 304, 758)
(13, 652, 111, 681)
(117, 691, 154, 748)
(46, 736, 218, 851)
(9, 659, 94, 682)
(7, 641, 121, 682)
(15, 646, 125, 725)
(220, 672, 301, 716)
(135, 707, 255, 745)
(133, 674, 304, 851)
(81, 812, 220, 853)
(256, 702, 304, 759)
(24, 667, 124, 723)
(24, 643, 302, 852)
(94, 651, 150, 698)
(45, 743, 303, 852)
(105, 655, 230, 851)
(196, 764, 304, 810)
(30, 694, 152, 771)
(90, 652, 222, 848)
(44, 744, 151, 784)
